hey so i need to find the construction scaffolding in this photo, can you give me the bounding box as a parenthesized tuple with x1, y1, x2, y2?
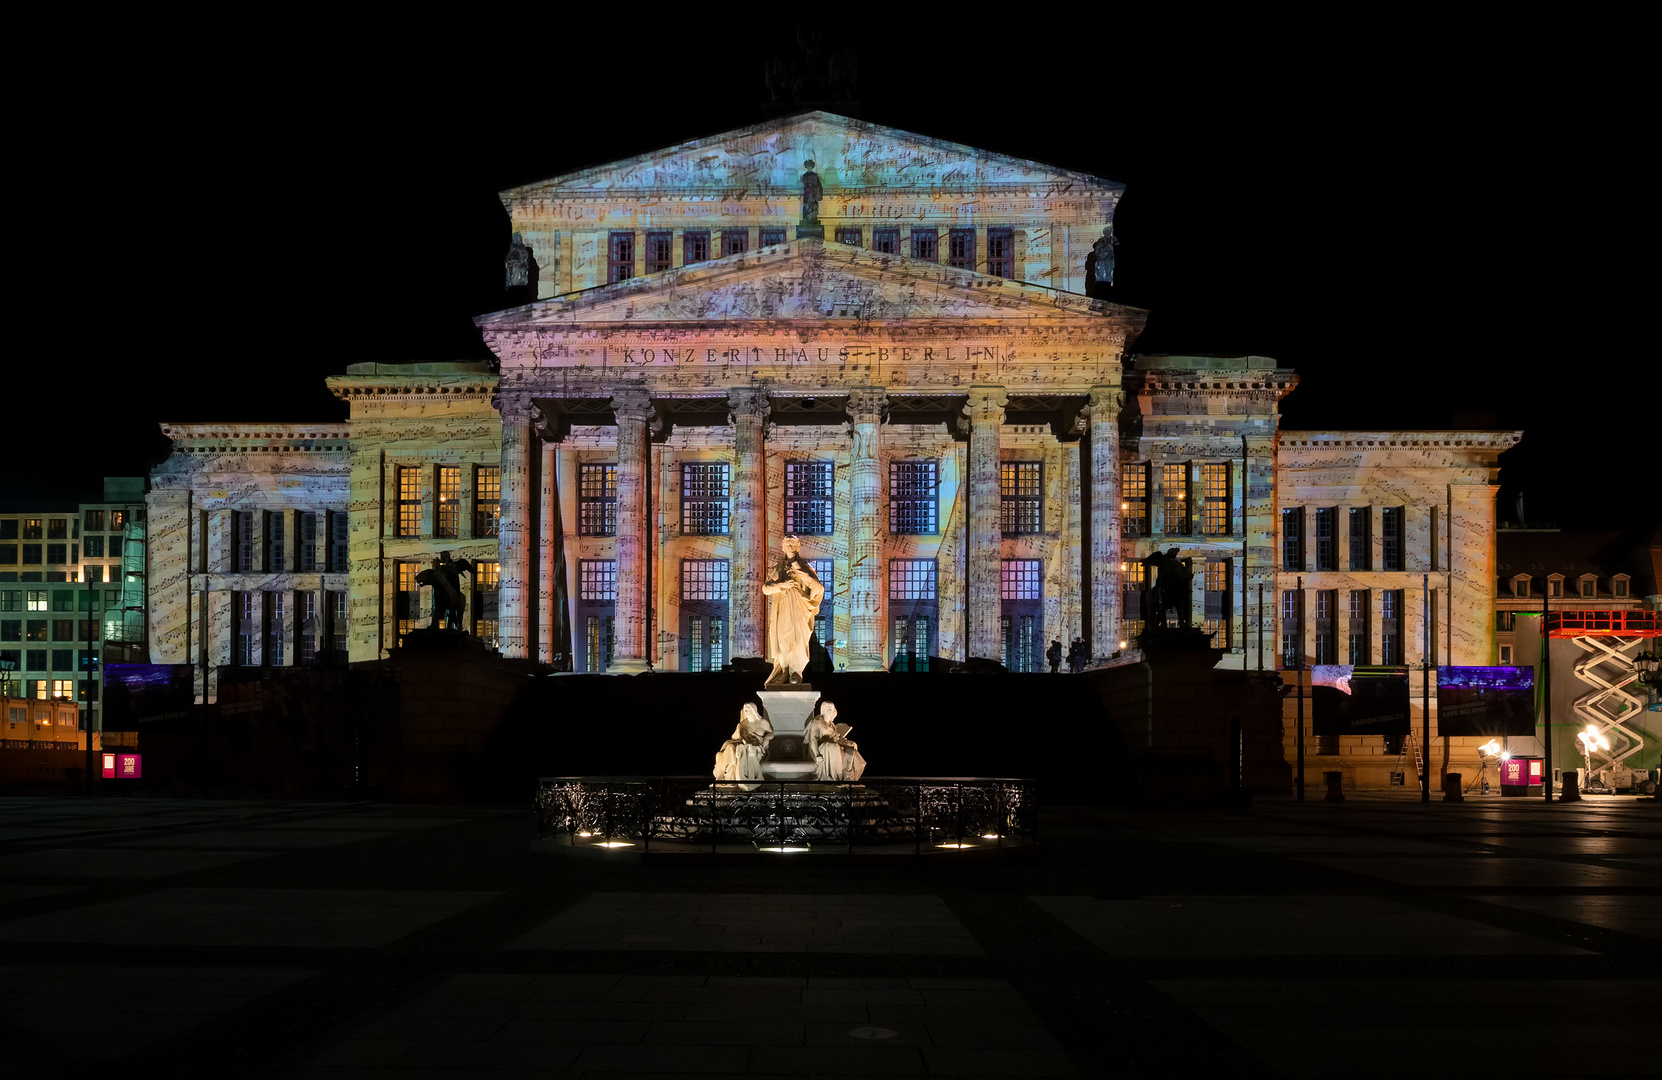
(1546, 610, 1661, 793)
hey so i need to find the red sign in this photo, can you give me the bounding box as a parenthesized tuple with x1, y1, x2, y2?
(101, 753, 117, 778)
(1527, 758, 1543, 784)
(112, 754, 141, 779)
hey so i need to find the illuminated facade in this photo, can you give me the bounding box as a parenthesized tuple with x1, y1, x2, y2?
(142, 112, 1527, 785)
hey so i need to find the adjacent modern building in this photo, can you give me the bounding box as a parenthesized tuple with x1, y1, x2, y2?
(140, 112, 1556, 786)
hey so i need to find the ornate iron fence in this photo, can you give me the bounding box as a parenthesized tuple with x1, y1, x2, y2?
(535, 776, 1037, 852)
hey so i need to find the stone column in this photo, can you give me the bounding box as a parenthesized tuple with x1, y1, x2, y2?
(728, 387, 770, 659)
(537, 437, 557, 665)
(610, 389, 654, 673)
(1448, 483, 1499, 666)
(965, 387, 1008, 662)
(497, 394, 534, 660)
(1084, 386, 1124, 661)
(845, 388, 887, 671)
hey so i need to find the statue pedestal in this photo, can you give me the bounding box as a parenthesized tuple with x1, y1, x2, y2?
(758, 688, 820, 781)
(795, 224, 824, 240)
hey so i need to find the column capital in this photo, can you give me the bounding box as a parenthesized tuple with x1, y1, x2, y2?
(609, 388, 655, 425)
(1082, 386, 1125, 417)
(492, 390, 537, 423)
(963, 386, 1008, 425)
(846, 386, 888, 426)
(727, 386, 772, 426)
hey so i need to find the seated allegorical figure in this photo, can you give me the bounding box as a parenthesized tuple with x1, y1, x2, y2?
(807, 702, 866, 782)
(713, 703, 773, 781)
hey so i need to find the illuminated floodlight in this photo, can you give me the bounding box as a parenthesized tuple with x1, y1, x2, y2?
(595, 840, 635, 849)
(757, 845, 811, 854)
(1500, 751, 1512, 761)
(936, 842, 974, 849)
(576, 831, 595, 837)
(1119, 640, 1128, 649)
(980, 833, 1001, 840)
(1477, 739, 1503, 758)
(1577, 725, 1610, 754)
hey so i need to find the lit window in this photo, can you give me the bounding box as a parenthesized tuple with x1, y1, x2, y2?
(1122, 464, 1148, 538)
(436, 466, 461, 539)
(473, 466, 500, 538)
(396, 561, 422, 642)
(1000, 462, 1042, 536)
(579, 560, 616, 602)
(1001, 560, 1041, 601)
(889, 461, 938, 535)
(784, 461, 833, 535)
(681, 462, 731, 535)
(1202, 560, 1230, 647)
(397, 467, 422, 538)
(1200, 463, 1231, 536)
(889, 560, 937, 601)
(579, 464, 618, 536)
(23, 519, 43, 540)
(1161, 463, 1189, 535)
(681, 560, 729, 601)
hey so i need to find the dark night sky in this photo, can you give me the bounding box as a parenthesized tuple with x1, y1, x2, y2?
(12, 16, 1653, 532)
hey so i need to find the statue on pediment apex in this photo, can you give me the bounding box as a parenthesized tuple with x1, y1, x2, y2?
(801, 161, 823, 225)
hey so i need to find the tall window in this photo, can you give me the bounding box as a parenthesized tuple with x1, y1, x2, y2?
(1122, 464, 1148, 537)
(436, 466, 461, 539)
(1349, 507, 1371, 571)
(1348, 589, 1370, 665)
(397, 467, 422, 538)
(1200, 463, 1231, 536)
(327, 591, 348, 662)
(235, 591, 256, 666)
(263, 511, 285, 572)
(1314, 589, 1336, 664)
(1161, 463, 1189, 535)
(1000, 462, 1042, 535)
(683, 231, 710, 265)
(1122, 560, 1145, 641)
(889, 461, 938, 534)
(234, 511, 254, 572)
(329, 510, 349, 572)
(298, 591, 318, 665)
(110, 510, 127, 531)
(986, 227, 1015, 277)
(298, 512, 318, 571)
(1382, 507, 1404, 571)
(809, 558, 833, 667)
(889, 559, 937, 672)
(759, 227, 787, 247)
(1381, 589, 1403, 664)
(1281, 507, 1304, 571)
(1280, 589, 1301, 669)
(579, 559, 617, 602)
(578, 559, 617, 674)
(607, 230, 635, 283)
(645, 230, 673, 273)
(912, 229, 938, 262)
(265, 591, 285, 667)
(784, 461, 833, 535)
(397, 561, 422, 643)
(474, 466, 500, 537)
(1001, 559, 1042, 671)
(472, 561, 499, 646)
(681, 559, 729, 673)
(579, 463, 618, 536)
(720, 228, 748, 257)
(872, 227, 899, 254)
(1315, 508, 1337, 571)
(834, 226, 863, 246)
(948, 228, 975, 270)
(584, 615, 614, 673)
(681, 462, 731, 535)
(1202, 560, 1230, 647)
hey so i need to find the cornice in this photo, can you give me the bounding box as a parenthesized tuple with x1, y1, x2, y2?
(327, 376, 499, 401)
(159, 423, 352, 453)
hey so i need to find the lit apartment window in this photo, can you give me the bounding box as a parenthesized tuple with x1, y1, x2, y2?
(681, 463, 731, 535)
(911, 229, 938, 262)
(474, 467, 500, 537)
(607, 230, 635, 283)
(986, 227, 1014, 277)
(1202, 560, 1230, 647)
(1161, 463, 1189, 535)
(397, 467, 422, 538)
(1122, 464, 1148, 538)
(578, 464, 618, 536)
(889, 559, 937, 672)
(1122, 560, 1145, 640)
(23, 519, 43, 540)
(784, 461, 833, 535)
(436, 465, 461, 539)
(1000, 462, 1042, 535)
(396, 561, 422, 642)
(472, 561, 499, 646)
(27, 590, 47, 612)
(889, 461, 938, 535)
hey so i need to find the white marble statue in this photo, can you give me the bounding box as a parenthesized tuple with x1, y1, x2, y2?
(713, 703, 774, 781)
(807, 702, 866, 782)
(761, 534, 825, 686)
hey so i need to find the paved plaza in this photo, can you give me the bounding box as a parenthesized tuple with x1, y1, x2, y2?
(0, 792, 1656, 1078)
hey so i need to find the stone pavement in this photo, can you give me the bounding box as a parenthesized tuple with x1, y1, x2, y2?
(0, 793, 1656, 1079)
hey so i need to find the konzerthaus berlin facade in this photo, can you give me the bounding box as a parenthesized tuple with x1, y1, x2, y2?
(145, 113, 1519, 778)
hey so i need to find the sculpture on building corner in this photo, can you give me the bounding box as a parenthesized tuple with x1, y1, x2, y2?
(1091, 226, 1118, 287)
(762, 535, 825, 686)
(800, 161, 823, 225)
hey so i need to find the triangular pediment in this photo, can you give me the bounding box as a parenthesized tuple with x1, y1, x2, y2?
(474, 239, 1146, 330)
(500, 110, 1123, 201)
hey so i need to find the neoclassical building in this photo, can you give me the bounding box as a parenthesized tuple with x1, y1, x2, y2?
(147, 112, 1518, 785)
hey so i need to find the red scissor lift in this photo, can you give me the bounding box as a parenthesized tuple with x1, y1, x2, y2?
(1545, 610, 1661, 793)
